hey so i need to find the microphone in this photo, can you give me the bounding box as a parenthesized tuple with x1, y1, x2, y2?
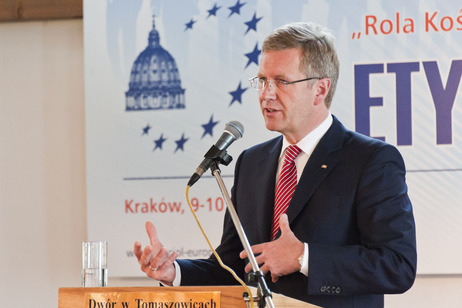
(188, 121, 244, 187)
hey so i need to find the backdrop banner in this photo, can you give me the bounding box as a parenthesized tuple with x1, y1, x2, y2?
(84, 0, 462, 276)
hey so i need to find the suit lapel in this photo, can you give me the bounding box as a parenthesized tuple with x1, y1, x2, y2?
(251, 137, 282, 241)
(286, 116, 347, 226)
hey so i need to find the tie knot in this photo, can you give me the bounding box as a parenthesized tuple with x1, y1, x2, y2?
(284, 145, 302, 163)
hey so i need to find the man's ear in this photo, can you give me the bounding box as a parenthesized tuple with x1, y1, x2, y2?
(314, 78, 331, 106)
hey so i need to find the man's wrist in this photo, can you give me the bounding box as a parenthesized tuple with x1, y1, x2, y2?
(159, 261, 181, 286)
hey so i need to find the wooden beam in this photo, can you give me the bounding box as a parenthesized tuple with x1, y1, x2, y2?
(0, 0, 82, 22)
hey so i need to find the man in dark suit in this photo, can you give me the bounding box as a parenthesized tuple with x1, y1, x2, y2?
(134, 22, 417, 307)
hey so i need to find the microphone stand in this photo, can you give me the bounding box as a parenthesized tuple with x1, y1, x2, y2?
(209, 157, 275, 308)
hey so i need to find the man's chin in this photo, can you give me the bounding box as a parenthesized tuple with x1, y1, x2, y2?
(264, 121, 281, 133)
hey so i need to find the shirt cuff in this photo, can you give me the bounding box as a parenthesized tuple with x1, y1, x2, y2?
(299, 243, 309, 277)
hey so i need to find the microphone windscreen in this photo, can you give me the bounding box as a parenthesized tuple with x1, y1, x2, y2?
(225, 121, 244, 140)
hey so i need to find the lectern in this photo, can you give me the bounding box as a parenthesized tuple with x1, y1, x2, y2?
(58, 286, 319, 307)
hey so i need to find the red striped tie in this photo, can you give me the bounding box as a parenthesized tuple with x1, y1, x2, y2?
(271, 145, 302, 240)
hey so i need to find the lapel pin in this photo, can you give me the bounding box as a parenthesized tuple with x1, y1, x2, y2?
(321, 164, 328, 169)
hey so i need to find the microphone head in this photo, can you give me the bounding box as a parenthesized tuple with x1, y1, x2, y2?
(225, 121, 244, 140)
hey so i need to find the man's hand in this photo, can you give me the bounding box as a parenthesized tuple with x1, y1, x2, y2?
(134, 221, 178, 285)
(239, 214, 304, 283)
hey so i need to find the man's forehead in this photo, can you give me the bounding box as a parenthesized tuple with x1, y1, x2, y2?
(258, 49, 303, 77)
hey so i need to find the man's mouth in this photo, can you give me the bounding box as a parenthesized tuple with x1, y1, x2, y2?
(265, 108, 278, 113)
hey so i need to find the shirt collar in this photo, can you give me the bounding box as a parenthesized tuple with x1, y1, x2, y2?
(281, 113, 333, 158)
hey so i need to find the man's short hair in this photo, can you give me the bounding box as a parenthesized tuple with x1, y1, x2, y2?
(262, 22, 340, 108)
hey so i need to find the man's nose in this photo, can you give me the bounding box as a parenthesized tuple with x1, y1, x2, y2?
(260, 82, 277, 100)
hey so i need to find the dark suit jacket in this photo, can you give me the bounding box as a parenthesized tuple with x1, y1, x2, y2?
(177, 116, 417, 308)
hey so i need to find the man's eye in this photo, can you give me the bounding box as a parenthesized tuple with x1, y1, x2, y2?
(276, 79, 288, 85)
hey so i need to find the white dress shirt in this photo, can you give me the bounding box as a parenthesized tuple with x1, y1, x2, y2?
(276, 113, 333, 276)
